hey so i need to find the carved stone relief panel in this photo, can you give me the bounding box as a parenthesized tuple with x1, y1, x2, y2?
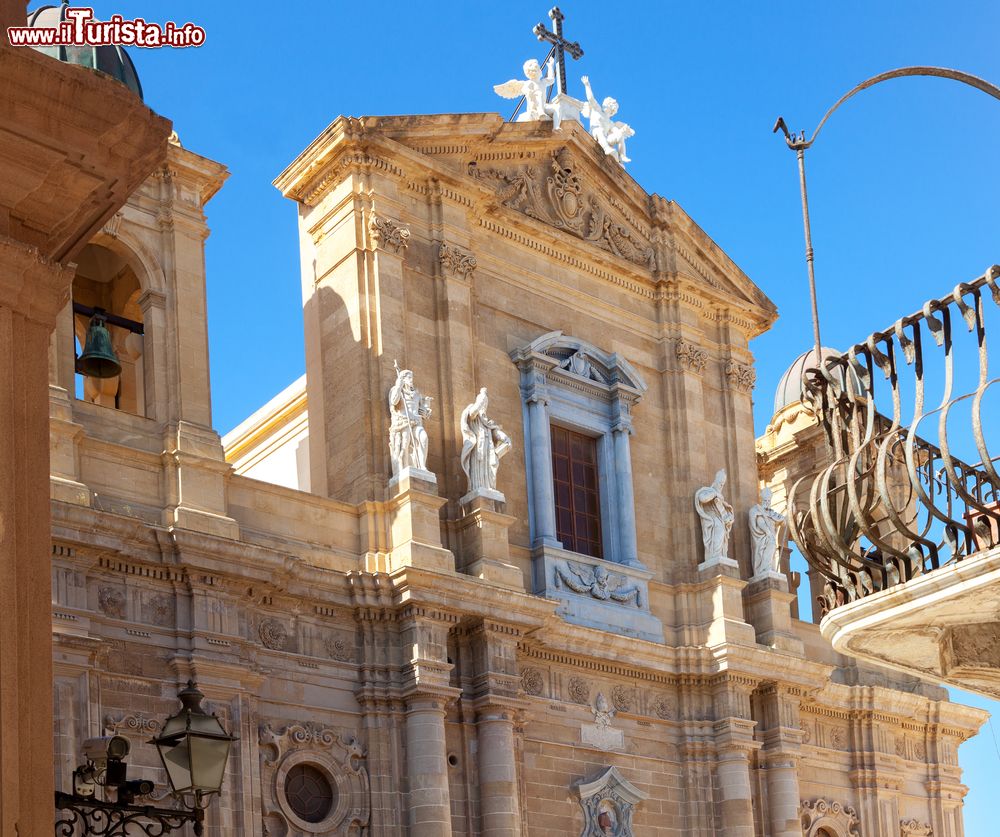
(256, 617, 293, 652)
(97, 585, 127, 620)
(900, 819, 933, 837)
(567, 676, 591, 705)
(521, 667, 545, 697)
(470, 148, 656, 270)
(259, 721, 370, 836)
(650, 692, 676, 721)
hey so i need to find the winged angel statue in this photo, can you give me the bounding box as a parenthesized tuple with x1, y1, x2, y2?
(494, 58, 584, 131)
(554, 561, 642, 608)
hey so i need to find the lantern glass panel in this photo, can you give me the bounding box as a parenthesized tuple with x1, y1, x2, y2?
(159, 736, 193, 794)
(190, 732, 230, 793)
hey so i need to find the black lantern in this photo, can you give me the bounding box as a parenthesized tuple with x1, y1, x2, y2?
(150, 681, 237, 805)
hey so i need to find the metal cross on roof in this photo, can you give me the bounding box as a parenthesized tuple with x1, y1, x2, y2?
(533, 7, 584, 96)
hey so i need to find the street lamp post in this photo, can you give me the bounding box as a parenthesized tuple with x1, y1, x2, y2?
(55, 682, 237, 836)
(773, 66, 1000, 363)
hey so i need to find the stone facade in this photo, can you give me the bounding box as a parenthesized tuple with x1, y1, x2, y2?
(47, 113, 987, 837)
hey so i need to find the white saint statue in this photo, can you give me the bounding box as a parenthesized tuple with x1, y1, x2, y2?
(581, 76, 635, 164)
(695, 469, 735, 564)
(748, 487, 785, 578)
(494, 58, 556, 123)
(459, 387, 511, 495)
(388, 363, 433, 476)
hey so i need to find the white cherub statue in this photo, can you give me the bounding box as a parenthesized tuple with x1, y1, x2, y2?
(494, 58, 556, 123)
(581, 76, 635, 164)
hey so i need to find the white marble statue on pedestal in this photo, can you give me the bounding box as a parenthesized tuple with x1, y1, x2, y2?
(388, 362, 433, 476)
(459, 387, 511, 496)
(695, 469, 735, 565)
(581, 76, 635, 164)
(748, 487, 785, 578)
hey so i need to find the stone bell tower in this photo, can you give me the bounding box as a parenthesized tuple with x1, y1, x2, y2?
(47, 134, 236, 539)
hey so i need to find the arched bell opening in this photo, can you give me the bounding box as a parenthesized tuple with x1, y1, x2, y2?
(71, 242, 146, 417)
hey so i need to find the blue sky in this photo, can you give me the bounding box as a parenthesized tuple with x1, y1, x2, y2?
(73, 0, 999, 829)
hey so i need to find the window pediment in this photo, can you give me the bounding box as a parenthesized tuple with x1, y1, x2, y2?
(512, 331, 647, 408)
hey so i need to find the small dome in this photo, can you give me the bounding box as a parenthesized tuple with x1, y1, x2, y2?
(773, 346, 862, 415)
(27, 2, 143, 100)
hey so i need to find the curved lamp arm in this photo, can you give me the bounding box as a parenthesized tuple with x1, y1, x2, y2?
(773, 65, 1000, 359)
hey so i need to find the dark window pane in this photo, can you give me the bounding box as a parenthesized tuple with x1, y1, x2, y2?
(550, 425, 603, 559)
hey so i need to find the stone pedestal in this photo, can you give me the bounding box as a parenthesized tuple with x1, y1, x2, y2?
(387, 468, 453, 573)
(697, 561, 756, 647)
(743, 574, 803, 655)
(455, 492, 522, 589)
(164, 421, 240, 540)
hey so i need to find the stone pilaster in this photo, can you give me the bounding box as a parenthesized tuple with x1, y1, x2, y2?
(399, 608, 460, 837)
(755, 684, 804, 837)
(466, 620, 525, 837)
(0, 240, 74, 836)
(713, 724, 758, 837)
(850, 710, 903, 837)
(711, 676, 760, 837)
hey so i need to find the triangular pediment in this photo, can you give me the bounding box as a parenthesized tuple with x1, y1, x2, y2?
(275, 113, 776, 332)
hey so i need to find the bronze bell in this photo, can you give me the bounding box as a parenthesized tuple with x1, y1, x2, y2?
(76, 313, 121, 379)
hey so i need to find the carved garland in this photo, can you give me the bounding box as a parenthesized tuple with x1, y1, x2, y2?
(901, 819, 933, 837)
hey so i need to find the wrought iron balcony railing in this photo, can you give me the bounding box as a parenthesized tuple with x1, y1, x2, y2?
(787, 265, 1000, 617)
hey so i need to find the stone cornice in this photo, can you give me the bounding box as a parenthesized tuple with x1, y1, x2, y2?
(0, 46, 171, 262)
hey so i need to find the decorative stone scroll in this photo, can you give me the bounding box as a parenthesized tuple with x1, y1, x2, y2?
(368, 213, 410, 253)
(675, 338, 708, 374)
(470, 148, 655, 269)
(901, 819, 933, 837)
(724, 359, 756, 392)
(438, 241, 477, 279)
(800, 798, 860, 837)
(575, 765, 647, 836)
(103, 712, 161, 736)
